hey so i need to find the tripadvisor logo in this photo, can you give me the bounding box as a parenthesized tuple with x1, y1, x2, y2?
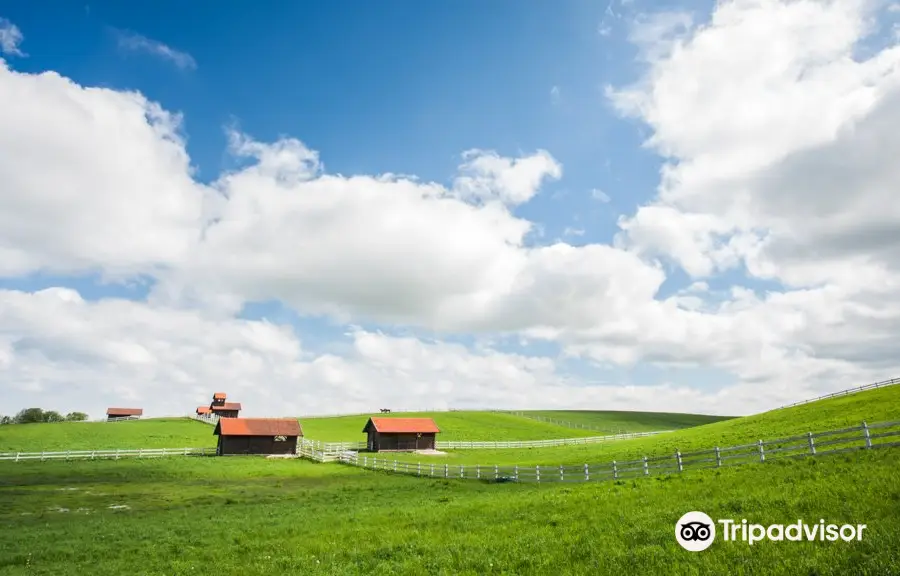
(675, 511, 867, 551)
(676, 511, 716, 552)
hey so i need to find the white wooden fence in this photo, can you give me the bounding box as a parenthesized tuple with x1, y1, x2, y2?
(297, 430, 671, 459)
(0, 447, 213, 462)
(778, 377, 900, 409)
(190, 413, 220, 426)
(335, 420, 900, 483)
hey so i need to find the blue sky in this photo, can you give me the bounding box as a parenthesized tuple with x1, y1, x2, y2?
(3, 0, 894, 418)
(5, 0, 661, 237)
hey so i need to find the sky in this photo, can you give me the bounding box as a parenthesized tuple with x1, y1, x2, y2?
(1, 0, 900, 419)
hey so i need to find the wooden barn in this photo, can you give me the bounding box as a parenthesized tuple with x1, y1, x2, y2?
(362, 417, 440, 452)
(195, 406, 211, 416)
(211, 402, 242, 418)
(214, 418, 302, 456)
(211, 392, 227, 407)
(106, 408, 143, 422)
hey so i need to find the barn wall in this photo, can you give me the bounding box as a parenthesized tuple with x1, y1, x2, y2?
(372, 432, 436, 452)
(218, 435, 298, 455)
(214, 410, 240, 418)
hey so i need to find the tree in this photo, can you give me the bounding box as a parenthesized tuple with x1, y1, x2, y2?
(0, 415, 11, 425)
(42, 411, 64, 423)
(14, 408, 45, 424)
(65, 412, 88, 422)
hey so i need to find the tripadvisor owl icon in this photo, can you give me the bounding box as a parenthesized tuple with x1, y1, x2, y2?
(676, 511, 716, 551)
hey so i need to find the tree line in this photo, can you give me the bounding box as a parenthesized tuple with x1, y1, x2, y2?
(0, 408, 89, 425)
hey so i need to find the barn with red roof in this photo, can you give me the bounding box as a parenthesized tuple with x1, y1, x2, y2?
(362, 417, 440, 452)
(214, 418, 303, 456)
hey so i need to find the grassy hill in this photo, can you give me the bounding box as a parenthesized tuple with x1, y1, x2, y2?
(1, 448, 897, 575)
(300, 411, 606, 441)
(386, 384, 900, 466)
(514, 409, 733, 432)
(0, 418, 215, 453)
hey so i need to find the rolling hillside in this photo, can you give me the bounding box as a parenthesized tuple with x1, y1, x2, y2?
(0, 418, 215, 453)
(514, 410, 733, 432)
(387, 383, 900, 466)
(300, 411, 602, 441)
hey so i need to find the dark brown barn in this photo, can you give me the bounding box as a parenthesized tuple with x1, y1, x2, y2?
(211, 402, 242, 418)
(214, 418, 302, 456)
(106, 407, 143, 421)
(362, 417, 440, 452)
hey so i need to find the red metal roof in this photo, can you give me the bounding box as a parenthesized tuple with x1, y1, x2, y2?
(363, 417, 440, 434)
(106, 408, 143, 416)
(214, 418, 302, 437)
(212, 392, 227, 399)
(211, 402, 242, 411)
(196, 406, 211, 414)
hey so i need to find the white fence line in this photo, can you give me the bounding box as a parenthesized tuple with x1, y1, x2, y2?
(0, 447, 213, 462)
(297, 430, 672, 461)
(190, 413, 220, 426)
(778, 377, 900, 409)
(335, 419, 900, 483)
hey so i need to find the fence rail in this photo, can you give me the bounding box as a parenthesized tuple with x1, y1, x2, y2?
(190, 414, 220, 426)
(298, 430, 671, 458)
(335, 420, 900, 483)
(778, 377, 900, 409)
(0, 447, 212, 462)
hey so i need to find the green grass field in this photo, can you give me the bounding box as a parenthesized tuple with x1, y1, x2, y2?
(300, 411, 610, 441)
(1, 387, 899, 574)
(0, 407, 720, 454)
(1, 448, 897, 575)
(516, 410, 733, 432)
(0, 418, 215, 453)
(384, 384, 900, 466)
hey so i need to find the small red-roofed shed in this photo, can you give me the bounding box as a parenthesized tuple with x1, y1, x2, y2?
(196, 406, 211, 415)
(362, 417, 440, 452)
(106, 408, 143, 421)
(214, 418, 303, 456)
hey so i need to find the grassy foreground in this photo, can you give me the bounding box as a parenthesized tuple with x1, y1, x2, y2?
(0, 449, 898, 575)
(516, 410, 733, 432)
(386, 384, 900, 466)
(0, 418, 214, 453)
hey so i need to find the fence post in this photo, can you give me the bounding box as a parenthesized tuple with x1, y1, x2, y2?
(675, 450, 683, 472)
(715, 447, 721, 467)
(444, 464, 449, 478)
(807, 432, 816, 455)
(862, 421, 872, 449)
(15, 453, 19, 462)
(41, 451, 45, 462)
(643, 456, 649, 476)
(758, 440, 765, 462)
(417, 462, 421, 476)
(364, 456, 368, 467)
(139, 449, 143, 459)
(495, 465, 499, 480)
(612, 461, 618, 480)
(476, 465, 481, 479)
(514, 465, 519, 481)
(460, 465, 465, 479)
(584, 463, 589, 481)
(430, 464, 435, 477)
(536, 465, 541, 483)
